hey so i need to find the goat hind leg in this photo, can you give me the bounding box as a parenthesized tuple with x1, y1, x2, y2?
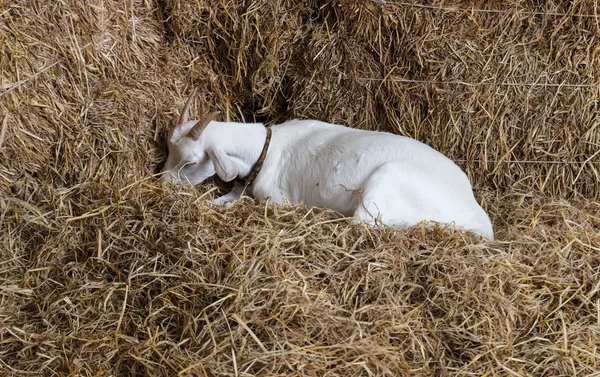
(351, 163, 417, 229)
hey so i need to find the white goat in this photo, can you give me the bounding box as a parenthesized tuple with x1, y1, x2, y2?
(162, 92, 494, 240)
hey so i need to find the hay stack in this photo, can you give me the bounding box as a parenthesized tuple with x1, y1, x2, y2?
(1, 0, 599, 376)
(164, 0, 600, 198)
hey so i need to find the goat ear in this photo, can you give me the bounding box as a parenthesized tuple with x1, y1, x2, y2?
(208, 147, 238, 182)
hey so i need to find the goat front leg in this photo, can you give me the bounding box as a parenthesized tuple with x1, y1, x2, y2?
(211, 183, 245, 207)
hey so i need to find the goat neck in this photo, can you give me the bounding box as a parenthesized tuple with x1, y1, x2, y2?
(204, 121, 269, 180)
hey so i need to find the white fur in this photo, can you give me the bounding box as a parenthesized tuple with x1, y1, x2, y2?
(162, 119, 494, 240)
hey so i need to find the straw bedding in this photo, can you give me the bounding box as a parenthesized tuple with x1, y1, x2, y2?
(1, 0, 599, 376)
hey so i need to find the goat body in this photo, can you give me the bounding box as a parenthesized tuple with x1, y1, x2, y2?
(163, 110, 494, 240)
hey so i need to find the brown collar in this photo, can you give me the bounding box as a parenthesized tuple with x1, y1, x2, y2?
(238, 127, 272, 187)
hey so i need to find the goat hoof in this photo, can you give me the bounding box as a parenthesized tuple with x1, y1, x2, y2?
(210, 199, 235, 207)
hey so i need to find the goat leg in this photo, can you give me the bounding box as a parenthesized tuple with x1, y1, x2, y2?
(211, 183, 245, 206)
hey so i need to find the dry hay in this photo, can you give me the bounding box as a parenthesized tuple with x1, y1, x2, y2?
(1, 0, 599, 376)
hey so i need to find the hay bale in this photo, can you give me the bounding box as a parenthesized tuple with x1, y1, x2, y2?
(165, 0, 600, 197)
(1, 0, 599, 376)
